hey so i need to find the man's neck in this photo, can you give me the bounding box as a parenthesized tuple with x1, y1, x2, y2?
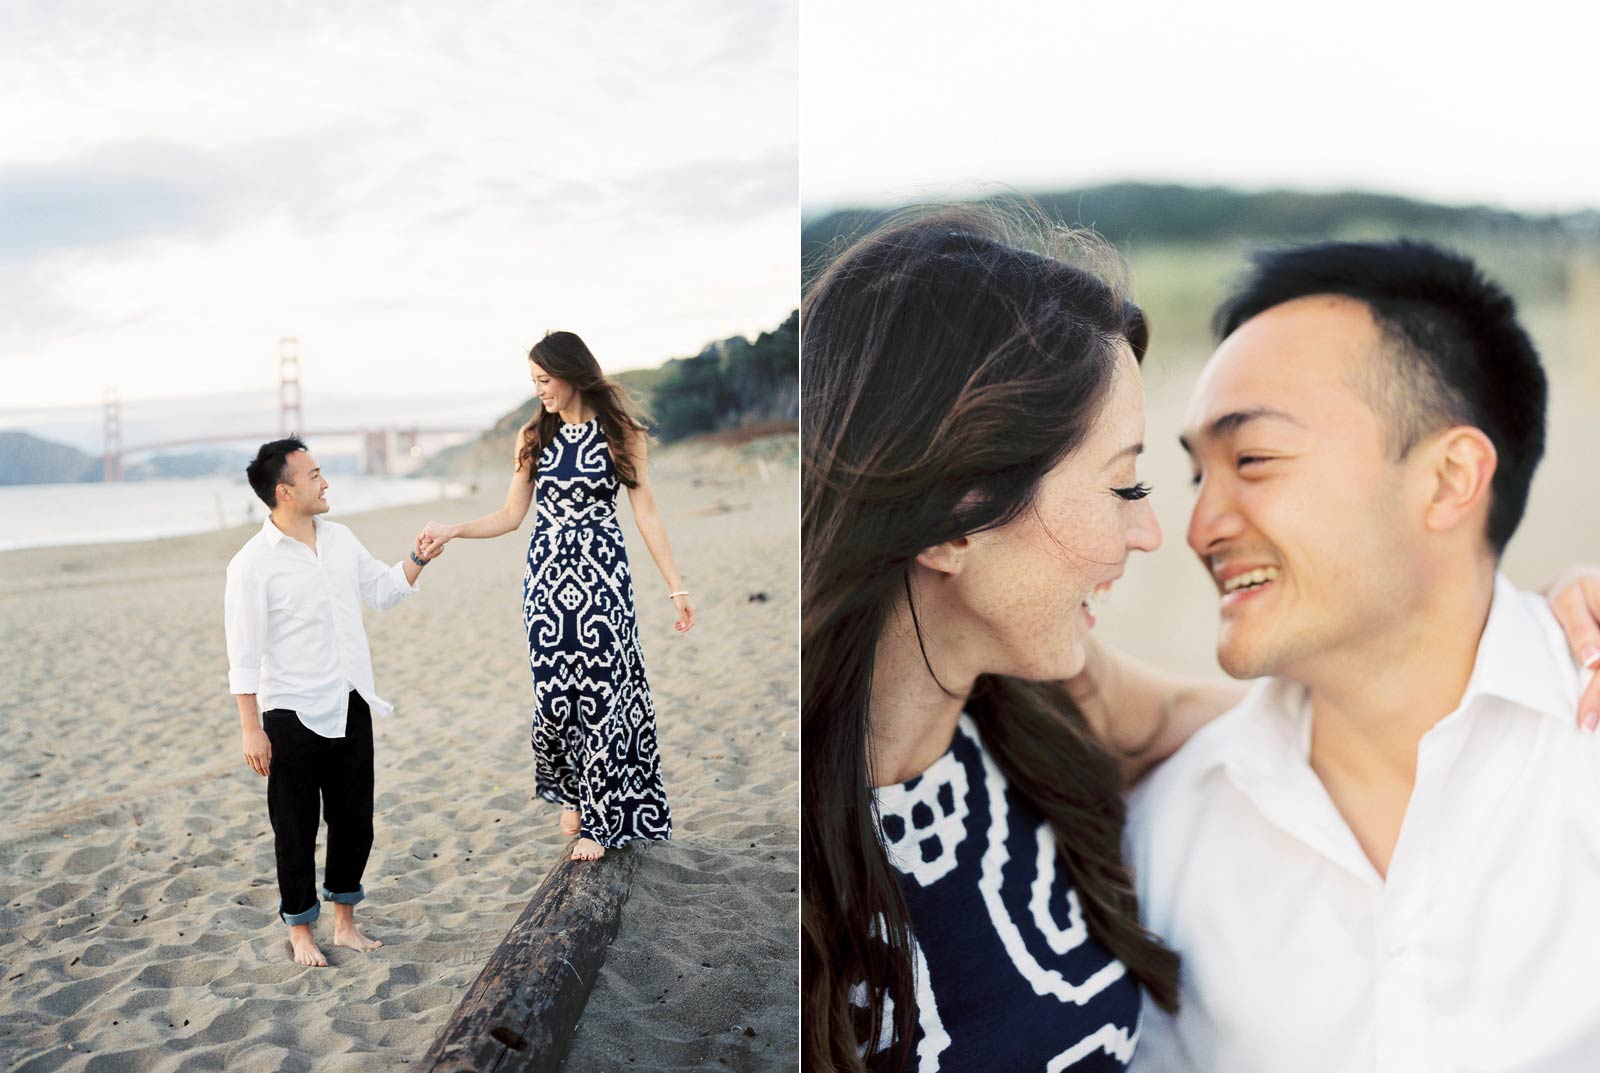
(270, 509, 317, 550)
(1301, 560, 1496, 876)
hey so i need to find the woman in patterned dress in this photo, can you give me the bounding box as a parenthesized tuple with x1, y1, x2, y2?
(802, 207, 1243, 1073)
(421, 331, 693, 862)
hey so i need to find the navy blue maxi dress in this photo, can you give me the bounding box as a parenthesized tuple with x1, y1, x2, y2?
(865, 715, 1143, 1071)
(521, 416, 671, 848)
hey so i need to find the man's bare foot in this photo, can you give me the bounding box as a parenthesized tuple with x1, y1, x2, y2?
(560, 807, 581, 837)
(571, 837, 605, 861)
(331, 903, 383, 953)
(288, 924, 328, 967)
(333, 922, 383, 952)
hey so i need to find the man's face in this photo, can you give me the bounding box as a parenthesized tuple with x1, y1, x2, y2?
(1181, 295, 1423, 681)
(277, 450, 330, 516)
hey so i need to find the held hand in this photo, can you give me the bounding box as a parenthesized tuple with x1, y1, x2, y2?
(1545, 565, 1600, 731)
(243, 726, 271, 777)
(672, 593, 696, 634)
(415, 531, 445, 562)
(418, 522, 452, 559)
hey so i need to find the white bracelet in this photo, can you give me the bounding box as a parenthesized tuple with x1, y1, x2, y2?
(668, 590, 689, 599)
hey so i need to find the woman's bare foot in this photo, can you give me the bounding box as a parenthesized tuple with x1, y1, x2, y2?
(331, 903, 383, 953)
(288, 924, 328, 967)
(560, 807, 581, 837)
(571, 837, 605, 861)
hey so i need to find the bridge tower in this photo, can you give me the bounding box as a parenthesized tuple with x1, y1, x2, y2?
(278, 336, 303, 437)
(362, 430, 390, 476)
(102, 389, 124, 482)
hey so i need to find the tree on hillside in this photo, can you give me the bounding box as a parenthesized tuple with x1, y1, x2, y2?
(650, 310, 798, 443)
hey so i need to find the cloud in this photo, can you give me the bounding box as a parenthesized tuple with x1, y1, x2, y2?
(0, 141, 232, 261)
(627, 147, 799, 226)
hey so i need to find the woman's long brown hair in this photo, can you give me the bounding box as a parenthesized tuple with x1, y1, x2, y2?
(801, 206, 1180, 1073)
(519, 331, 648, 486)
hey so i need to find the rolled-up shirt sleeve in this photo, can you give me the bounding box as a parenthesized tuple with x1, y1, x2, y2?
(354, 535, 419, 611)
(225, 558, 265, 694)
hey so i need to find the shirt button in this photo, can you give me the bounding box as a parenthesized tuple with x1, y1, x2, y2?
(1385, 942, 1408, 959)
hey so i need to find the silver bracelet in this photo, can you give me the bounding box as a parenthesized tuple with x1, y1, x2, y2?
(668, 590, 689, 599)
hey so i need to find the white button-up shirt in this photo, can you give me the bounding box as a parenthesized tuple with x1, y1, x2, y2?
(225, 516, 419, 737)
(1126, 574, 1600, 1073)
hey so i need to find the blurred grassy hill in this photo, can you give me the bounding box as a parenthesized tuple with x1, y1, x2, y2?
(803, 183, 1600, 364)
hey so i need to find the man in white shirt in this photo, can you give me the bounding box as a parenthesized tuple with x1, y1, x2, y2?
(1126, 241, 1600, 1072)
(225, 437, 440, 968)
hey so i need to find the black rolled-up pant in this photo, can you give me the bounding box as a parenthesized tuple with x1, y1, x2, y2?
(263, 690, 374, 924)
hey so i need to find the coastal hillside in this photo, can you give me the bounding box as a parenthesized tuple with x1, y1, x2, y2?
(804, 184, 1600, 351)
(0, 431, 99, 485)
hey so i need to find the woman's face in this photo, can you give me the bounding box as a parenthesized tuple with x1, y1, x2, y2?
(945, 345, 1161, 681)
(530, 361, 576, 413)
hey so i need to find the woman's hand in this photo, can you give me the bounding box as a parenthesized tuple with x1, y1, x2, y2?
(1544, 565, 1600, 730)
(418, 521, 455, 559)
(672, 593, 696, 634)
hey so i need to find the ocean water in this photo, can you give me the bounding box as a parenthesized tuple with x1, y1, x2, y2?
(0, 476, 473, 552)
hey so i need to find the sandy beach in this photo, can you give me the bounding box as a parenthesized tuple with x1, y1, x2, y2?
(0, 445, 798, 1071)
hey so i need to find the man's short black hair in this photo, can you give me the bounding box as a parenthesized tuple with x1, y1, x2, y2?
(246, 437, 308, 509)
(1213, 239, 1546, 555)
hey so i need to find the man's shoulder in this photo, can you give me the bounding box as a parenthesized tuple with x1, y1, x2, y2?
(1485, 579, 1584, 713)
(1506, 585, 1575, 671)
(226, 529, 269, 575)
(1127, 681, 1281, 838)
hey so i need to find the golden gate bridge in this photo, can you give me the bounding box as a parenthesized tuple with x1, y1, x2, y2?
(99, 338, 481, 481)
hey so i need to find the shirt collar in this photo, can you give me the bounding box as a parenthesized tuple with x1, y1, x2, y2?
(261, 514, 321, 549)
(1460, 571, 1577, 725)
(1220, 572, 1576, 786)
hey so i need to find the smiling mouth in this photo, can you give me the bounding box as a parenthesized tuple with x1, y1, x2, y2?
(1218, 566, 1279, 605)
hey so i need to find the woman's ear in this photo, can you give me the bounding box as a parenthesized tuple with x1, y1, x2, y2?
(915, 535, 970, 577)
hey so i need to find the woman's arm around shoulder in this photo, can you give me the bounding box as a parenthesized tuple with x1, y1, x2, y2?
(1068, 638, 1246, 788)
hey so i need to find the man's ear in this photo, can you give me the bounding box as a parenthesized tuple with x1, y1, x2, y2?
(915, 535, 970, 577)
(1422, 426, 1497, 536)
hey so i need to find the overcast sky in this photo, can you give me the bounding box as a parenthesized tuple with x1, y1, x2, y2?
(2, 0, 797, 414)
(802, 0, 1599, 216)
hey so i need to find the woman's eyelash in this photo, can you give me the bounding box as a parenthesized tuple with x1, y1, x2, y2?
(1113, 482, 1152, 501)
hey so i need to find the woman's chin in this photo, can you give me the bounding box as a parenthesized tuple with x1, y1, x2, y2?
(1003, 639, 1087, 683)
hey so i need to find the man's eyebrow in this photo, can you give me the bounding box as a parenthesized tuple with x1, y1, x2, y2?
(1178, 407, 1302, 454)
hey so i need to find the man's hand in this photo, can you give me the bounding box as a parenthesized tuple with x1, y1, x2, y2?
(1545, 565, 1600, 731)
(243, 725, 272, 777)
(417, 522, 452, 560)
(414, 531, 445, 562)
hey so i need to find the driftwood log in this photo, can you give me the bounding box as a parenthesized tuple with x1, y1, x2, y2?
(419, 844, 643, 1073)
